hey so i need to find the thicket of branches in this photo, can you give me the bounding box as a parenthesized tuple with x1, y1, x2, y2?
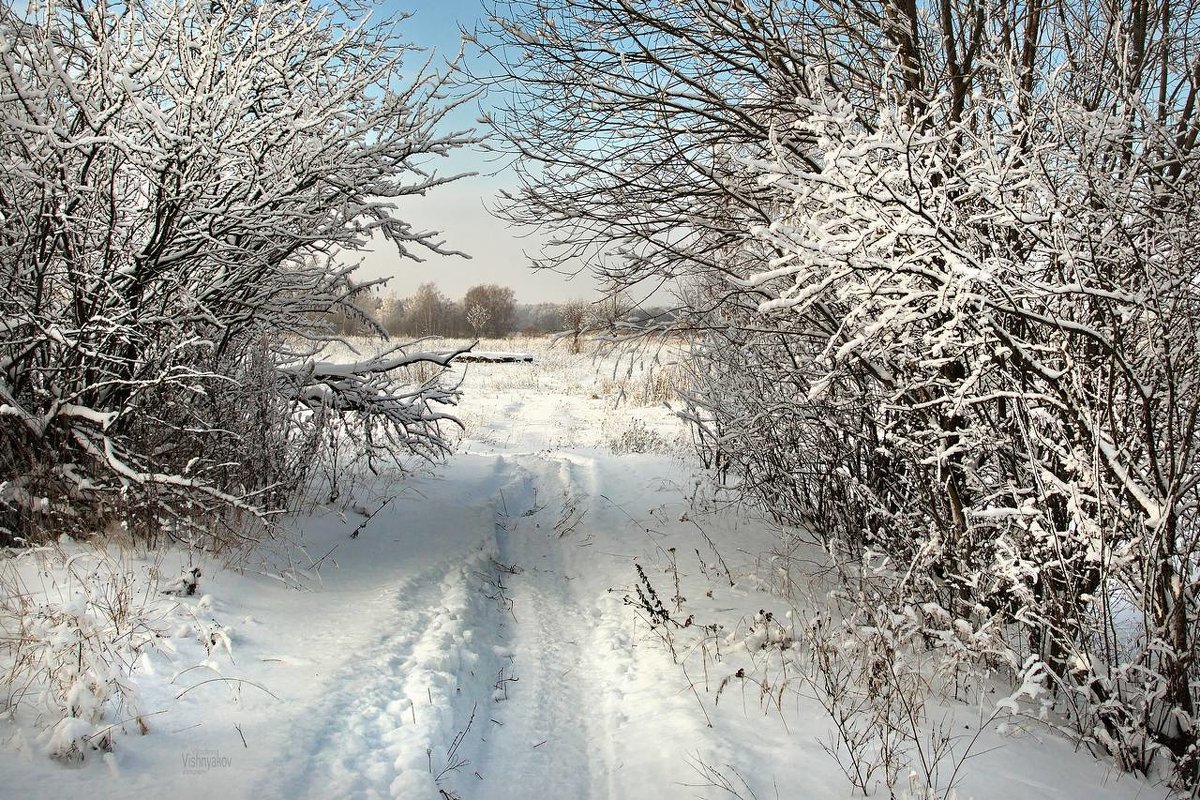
(477, 0, 1200, 787)
(0, 0, 473, 548)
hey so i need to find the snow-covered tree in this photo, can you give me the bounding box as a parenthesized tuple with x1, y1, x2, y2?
(0, 0, 474, 546)
(559, 300, 590, 354)
(481, 0, 1200, 785)
(465, 303, 491, 339)
(747, 69, 1200, 781)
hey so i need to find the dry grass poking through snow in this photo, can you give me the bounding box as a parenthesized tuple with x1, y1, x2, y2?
(0, 540, 244, 766)
(399, 334, 692, 455)
(0, 544, 164, 761)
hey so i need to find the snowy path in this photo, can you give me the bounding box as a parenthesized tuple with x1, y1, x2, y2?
(266, 444, 727, 800)
(276, 545, 501, 798)
(255, 461, 515, 800)
(477, 457, 608, 799)
(0, 350, 1157, 800)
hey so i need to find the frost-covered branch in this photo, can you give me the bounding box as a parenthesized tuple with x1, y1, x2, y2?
(0, 0, 475, 547)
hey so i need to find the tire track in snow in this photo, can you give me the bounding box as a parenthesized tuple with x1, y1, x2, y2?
(262, 478, 515, 800)
(267, 551, 491, 799)
(463, 450, 736, 799)
(475, 455, 607, 800)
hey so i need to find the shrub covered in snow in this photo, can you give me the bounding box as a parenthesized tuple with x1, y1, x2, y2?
(0, 544, 166, 761)
(0, 0, 472, 548)
(479, 0, 1200, 787)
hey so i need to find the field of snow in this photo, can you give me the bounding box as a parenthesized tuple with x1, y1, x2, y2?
(0, 337, 1161, 799)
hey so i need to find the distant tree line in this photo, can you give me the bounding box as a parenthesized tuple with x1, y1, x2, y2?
(332, 282, 673, 339)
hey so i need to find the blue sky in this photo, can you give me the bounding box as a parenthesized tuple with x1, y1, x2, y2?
(354, 2, 594, 304)
(399, 0, 509, 179)
(400, 0, 485, 61)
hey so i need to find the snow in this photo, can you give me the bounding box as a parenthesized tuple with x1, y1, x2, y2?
(0, 337, 1157, 799)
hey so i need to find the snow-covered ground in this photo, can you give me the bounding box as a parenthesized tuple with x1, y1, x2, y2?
(0, 338, 1161, 799)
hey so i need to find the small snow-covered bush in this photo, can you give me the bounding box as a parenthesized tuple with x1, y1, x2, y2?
(608, 417, 671, 455)
(796, 589, 1009, 799)
(0, 544, 167, 761)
